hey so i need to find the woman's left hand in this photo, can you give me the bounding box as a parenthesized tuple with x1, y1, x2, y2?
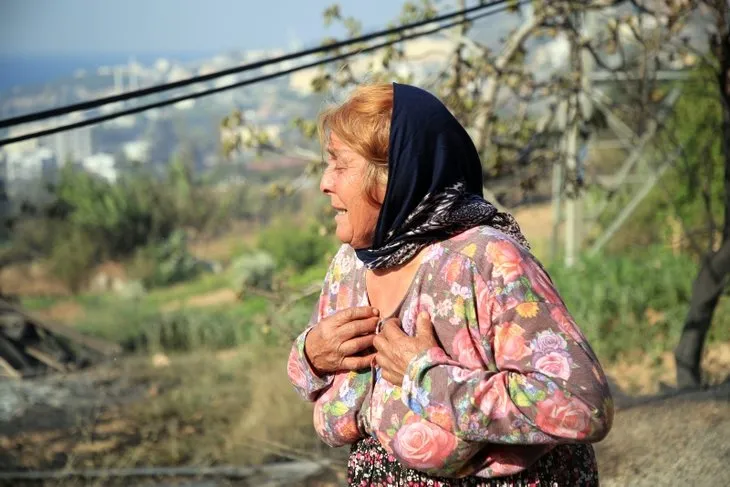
(373, 312, 439, 386)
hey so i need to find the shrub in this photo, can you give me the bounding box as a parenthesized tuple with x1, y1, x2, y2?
(48, 227, 102, 292)
(133, 230, 206, 288)
(548, 246, 730, 362)
(230, 251, 277, 292)
(257, 218, 336, 272)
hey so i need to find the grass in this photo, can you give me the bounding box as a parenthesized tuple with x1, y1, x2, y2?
(548, 246, 730, 362)
(142, 272, 233, 307)
(112, 346, 320, 467)
(285, 260, 330, 288)
(21, 242, 730, 366)
(20, 295, 62, 311)
(72, 296, 274, 352)
(5, 345, 326, 472)
(8, 241, 730, 476)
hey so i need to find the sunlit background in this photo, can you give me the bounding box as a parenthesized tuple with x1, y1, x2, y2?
(0, 0, 728, 486)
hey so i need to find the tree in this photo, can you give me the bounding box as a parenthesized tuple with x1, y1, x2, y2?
(221, 0, 729, 387)
(575, 0, 728, 388)
(670, 0, 730, 388)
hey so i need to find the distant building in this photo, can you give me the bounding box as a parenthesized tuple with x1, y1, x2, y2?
(82, 153, 117, 183)
(0, 151, 7, 194)
(168, 66, 193, 83)
(122, 140, 151, 163)
(7, 115, 94, 165)
(45, 125, 93, 164)
(5, 147, 58, 191)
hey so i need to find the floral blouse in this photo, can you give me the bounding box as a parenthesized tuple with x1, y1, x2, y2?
(287, 226, 614, 479)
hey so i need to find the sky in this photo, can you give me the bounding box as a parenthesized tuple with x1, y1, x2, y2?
(0, 0, 410, 56)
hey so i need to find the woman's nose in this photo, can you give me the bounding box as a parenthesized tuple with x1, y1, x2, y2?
(320, 169, 334, 194)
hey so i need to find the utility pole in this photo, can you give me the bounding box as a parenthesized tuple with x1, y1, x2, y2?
(560, 6, 584, 267)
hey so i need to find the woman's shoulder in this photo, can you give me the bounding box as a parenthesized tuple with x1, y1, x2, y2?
(324, 244, 362, 283)
(434, 226, 537, 275)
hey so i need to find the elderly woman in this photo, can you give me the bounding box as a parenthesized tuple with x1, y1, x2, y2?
(287, 83, 613, 486)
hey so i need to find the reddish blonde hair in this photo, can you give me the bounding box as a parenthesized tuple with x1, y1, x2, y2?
(318, 83, 393, 204)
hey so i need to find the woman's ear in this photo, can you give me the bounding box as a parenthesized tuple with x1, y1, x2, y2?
(374, 178, 388, 205)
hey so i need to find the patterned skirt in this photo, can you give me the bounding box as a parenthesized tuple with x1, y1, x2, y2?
(347, 436, 599, 487)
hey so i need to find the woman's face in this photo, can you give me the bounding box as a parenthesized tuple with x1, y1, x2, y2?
(319, 133, 384, 249)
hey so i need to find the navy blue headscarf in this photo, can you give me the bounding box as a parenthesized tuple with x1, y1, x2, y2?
(355, 83, 529, 269)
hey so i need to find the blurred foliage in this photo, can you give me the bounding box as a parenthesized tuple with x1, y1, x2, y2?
(596, 66, 725, 256)
(73, 297, 268, 353)
(550, 245, 730, 363)
(230, 251, 277, 292)
(5, 156, 249, 291)
(257, 217, 338, 272)
(130, 230, 209, 289)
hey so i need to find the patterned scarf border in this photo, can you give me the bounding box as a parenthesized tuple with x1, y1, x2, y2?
(356, 182, 530, 270)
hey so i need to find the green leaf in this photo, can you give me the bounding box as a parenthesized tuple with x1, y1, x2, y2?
(423, 375, 432, 393)
(329, 401, 349, 417)
(530, 389, 547, 402)
(512, 388, 532, 408)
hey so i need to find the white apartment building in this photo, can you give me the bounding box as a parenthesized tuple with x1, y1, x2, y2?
(82, 153, 117, 183)
(44, 125, 93, 164)
(5, 147, 58, 187)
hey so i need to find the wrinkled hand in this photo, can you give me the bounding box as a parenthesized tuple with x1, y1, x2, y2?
(373, 312, 439, 386)
(305, 306, 380, 376)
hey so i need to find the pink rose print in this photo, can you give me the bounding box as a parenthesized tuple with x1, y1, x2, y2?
(334, 415, 360, 442)
(474, 380, 511, 418)
(442, 255, 466, 283)
(425, 403, 455, 431)
(451, 367, 478, 383)
(319, 374, 346, 402)
(452, 328, 483, 368)
(494, 322, 532, 363)
(475, 277, 496, 333)
(287, 348, 307, 389)
(318, 294, 329, 321)
(535, 390, 593, 439)
(393, 421, 458, 470)
(549, 306, 586, 343)
(534, 352, 572, 381)
(485, 240, 524, 284)
(524, 262, 561, 304)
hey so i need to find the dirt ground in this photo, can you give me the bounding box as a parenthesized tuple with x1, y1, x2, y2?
(0, 263, 69, 297)
(0, 356, 728, 486)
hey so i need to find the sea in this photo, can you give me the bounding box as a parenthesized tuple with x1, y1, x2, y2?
(0, 51, 215, 92)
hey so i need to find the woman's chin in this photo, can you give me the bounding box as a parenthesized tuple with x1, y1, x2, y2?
(334, 226, 353, 246)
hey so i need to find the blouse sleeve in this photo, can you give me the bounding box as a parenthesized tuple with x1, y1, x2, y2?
(286, 247, 346, 401)
(287, 324, 334, 401)
(400, 238, 614, 446)
(286, 245, 371, 447)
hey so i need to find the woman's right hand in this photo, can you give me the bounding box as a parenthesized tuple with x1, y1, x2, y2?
(305, 306, 380, 376)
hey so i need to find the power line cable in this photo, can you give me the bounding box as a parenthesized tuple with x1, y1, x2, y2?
(0, 0, 524, 147)
(0, 0, 514, 129)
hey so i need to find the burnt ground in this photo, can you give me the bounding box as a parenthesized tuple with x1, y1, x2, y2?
(0, 365, 728, 487)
